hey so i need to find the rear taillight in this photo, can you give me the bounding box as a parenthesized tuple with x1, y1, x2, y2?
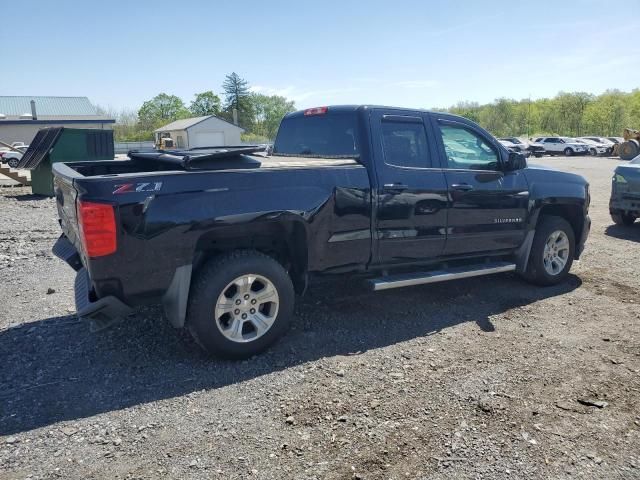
(304, 106, 328, 116)
(77, 201, 117, 257)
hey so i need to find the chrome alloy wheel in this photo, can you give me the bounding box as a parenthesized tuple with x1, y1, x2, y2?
(214, 274, 279, 343)
(543, 230, 570, 276)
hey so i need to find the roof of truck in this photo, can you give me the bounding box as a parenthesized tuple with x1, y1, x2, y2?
(283, 104, 461, 120)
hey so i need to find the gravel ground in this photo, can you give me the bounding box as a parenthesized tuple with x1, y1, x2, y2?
(1, 156, 639, 479)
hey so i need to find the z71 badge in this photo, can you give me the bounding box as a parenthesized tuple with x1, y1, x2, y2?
(113, 182, 163, 194)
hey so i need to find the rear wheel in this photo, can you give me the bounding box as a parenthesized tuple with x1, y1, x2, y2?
(7, 158, 19, 168)
(611, 211, 636, 226)
(186, 250, 294, 359)
(523, 216, 575, 286)
(589, 148, 597, 156)
(564, 148, 573, 157)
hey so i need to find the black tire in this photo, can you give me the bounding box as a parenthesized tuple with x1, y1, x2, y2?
(611, 211, 636, 226)
(186, 250, 294, 359)
(564, 148, 573, 157)
(534, 153, 543, 158)
(7, 158, 19, 168)
(522, 216, 575, 286)
(589, 148, 597, 156)
(619, 140, 639, 161)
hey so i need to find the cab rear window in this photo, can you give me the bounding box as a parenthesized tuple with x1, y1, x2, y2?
(273, 113, 359, 157)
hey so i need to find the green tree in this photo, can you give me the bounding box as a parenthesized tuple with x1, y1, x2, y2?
(189, 91, 222, 116)
(479, 98, 515, 137)
(449, 101, 482, 124)
(583, 90, 630, 136)
(629, 89, 640, 128)
(250, 94, 296, 139)
(221, 72, 253, 127)
(138, 93, 189, 131)
(442, 89, 639, 138)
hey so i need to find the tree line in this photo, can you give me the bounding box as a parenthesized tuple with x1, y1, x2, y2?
(445, 89, 640, 138)
(104, 79, 640, 143)
(105, 72, 295, 143)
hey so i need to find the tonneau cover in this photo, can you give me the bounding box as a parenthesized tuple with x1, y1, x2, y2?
(128, 146, 360, 171)
(128, 145, 268, 169)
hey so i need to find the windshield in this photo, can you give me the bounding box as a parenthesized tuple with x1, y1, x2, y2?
(273, 113, 359, 157)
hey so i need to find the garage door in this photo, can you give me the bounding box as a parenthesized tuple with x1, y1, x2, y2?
(193, 131, 225, 148)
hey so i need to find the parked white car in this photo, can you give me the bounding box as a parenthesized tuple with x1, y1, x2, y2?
(533, 137, 589, 156)
(581, 136, 615, 155)
(0, 143, 28, 168)
(576, 138, 611, 156)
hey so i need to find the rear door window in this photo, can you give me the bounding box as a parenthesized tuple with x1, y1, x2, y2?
(381, 119, 431, 168)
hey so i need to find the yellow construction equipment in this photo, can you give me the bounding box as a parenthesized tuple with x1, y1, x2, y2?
(618, 128, 640, 160)
(154, 133, 175, 150)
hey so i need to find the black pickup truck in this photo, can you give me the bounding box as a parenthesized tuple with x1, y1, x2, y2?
(52, 105, 591, 358)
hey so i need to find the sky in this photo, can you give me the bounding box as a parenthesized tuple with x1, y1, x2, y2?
(2, 0, 639, 113)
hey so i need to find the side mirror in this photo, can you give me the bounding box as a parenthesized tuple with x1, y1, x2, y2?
(505, 151, 527, 171)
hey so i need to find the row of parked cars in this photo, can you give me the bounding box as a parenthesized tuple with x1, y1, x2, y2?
(498, 136, 624, 158)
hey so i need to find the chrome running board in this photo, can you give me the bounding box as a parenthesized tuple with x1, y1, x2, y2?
(368, 262, 516, 291)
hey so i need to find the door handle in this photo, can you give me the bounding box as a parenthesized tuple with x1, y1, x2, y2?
(451, 183, 474, 191)
(383, 183, 409, 191)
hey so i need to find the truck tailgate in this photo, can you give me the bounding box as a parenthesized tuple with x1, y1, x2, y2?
(53, 168, 82, 253)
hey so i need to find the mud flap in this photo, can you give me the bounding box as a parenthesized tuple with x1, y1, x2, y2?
(162, 264, 193, 328)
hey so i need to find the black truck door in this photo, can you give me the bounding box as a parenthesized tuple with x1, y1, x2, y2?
(371, 110, 448, 264)
(430, 116, 529, 255)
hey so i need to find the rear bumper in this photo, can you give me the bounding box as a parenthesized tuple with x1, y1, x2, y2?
(610, 194, 640, 214)
(74, 268, 132, 329)
(52, 235, 132, 328)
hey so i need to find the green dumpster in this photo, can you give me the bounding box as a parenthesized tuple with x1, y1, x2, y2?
(17, 127, 114, 196)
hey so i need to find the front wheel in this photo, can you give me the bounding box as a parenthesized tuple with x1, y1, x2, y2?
(186, 250, 294, 359)
(611, 211, 636, 226)
(564, 148, 573, 157)
(522, 216, 575, 286)
(589, 148, 597, 156)
(7, 158, 19, 168)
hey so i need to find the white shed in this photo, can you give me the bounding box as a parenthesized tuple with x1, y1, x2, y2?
(154, 115, 245, 149)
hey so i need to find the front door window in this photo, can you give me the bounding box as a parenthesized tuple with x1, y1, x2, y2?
(438, 125, 499, 171)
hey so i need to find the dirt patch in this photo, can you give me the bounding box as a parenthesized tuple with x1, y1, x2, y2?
(1, 156, 639, 479)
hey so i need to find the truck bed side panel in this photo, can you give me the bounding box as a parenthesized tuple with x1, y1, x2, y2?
(71, 165, 371, 304)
